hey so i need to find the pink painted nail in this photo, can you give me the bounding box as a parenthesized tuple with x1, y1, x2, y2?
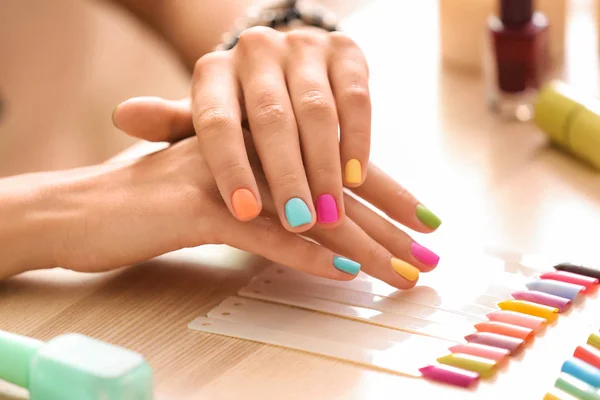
(449, 343, 509, 362)
(465, 332, 525, 354)
(419, 365, 479, 387)
(410, 242, 440, 267)
(540, 271, 599, 293)
(486, 310, 546, 333)
(512, 290, 571, 312)
(316, 194, 338, 223)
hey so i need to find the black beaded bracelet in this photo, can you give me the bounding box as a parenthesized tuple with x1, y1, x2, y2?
(217, 0, 339, 51)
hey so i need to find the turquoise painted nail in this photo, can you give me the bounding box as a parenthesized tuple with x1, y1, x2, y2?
(285, 198, 312, 227)
(333, 256, 361, 275)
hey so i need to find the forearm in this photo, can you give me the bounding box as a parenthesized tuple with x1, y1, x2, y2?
(111, 0, 256, 70)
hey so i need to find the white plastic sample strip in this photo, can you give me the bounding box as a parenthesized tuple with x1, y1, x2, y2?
(189, 297, 455, 377)
(241, 276, 483, 327)
(238, 283, 468, 342)
(250, 265, 520, 319)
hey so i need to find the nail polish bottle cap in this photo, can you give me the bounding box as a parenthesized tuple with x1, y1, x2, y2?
(534, 81, 600, 170)
(500, 0, 533, 26)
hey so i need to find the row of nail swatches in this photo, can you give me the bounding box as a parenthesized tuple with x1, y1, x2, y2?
(419, 263, 600, 388)
(543, 330, 600, 399)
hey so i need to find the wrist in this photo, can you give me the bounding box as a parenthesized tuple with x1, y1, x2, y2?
(0, 173, 63, 277)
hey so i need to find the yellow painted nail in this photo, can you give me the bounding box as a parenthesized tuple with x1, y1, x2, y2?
(437, 354, 497, 378)
(588, 332, 600, 350)
(498, 300, 558, 323)
(345, 159, 361, 184)
(391, 258, 419, 281)
(543, 392, 561, 400)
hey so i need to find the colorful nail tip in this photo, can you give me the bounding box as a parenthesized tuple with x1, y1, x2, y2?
(555, 373, 600, 400)
(415, 204, 442, 229)
(574, 345, 600, 370)
(284, 198, 312, 228)
(588, 333, 600, 350)
(554, 263, 600, 280)
(486, 310, 546, 332)
(541, 271, 599, 292)
(526, 279, 585, 300)
(344, 159, 362, 184)
(436, 354, 497, 378)
(410, 242, 440, 267)
(474, 321, 534, 340)
(561, 358, 600, 388)
(497, 300, 559, 323)
(543, 392, 561, 400)
(333, 256, 361, 275)
(511, 290, 572, 312)
(316, 194, 339, 224)
(419, 365, 479, 388)
(464, 332, 524, 354)
(449, 343, 509, 362)
(231, 188, 260, 220)
(390, 257, 419, 281)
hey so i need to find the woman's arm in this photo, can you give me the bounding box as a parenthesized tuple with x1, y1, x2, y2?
(110, 0, 256, 70)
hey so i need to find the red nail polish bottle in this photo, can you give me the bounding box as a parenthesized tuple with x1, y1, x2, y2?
(484, 0, 549, 121)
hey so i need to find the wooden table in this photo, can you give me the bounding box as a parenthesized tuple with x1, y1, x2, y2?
(3, 0, 600, 399)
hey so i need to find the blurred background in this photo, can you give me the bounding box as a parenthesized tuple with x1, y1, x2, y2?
(2, 0, 600, 259)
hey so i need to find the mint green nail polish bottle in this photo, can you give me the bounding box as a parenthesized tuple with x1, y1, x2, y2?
(0, 330, 153, 400)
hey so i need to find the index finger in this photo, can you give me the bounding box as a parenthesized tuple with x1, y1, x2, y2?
(350, 164, 442, 232)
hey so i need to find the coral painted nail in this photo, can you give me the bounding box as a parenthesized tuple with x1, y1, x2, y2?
(231, 189, 260, 220)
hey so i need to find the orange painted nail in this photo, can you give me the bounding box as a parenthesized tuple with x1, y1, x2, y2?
(474, 321, 534, 341)
(231, 189, 259, 220)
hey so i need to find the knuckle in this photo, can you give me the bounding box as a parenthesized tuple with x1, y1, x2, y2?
(298, 90, 336, 120)
(253, 100, 289, 129)
(214, 159, 249, 182)
(251, 217, 281, 241)
(194, 107, 235, 138)
(193, 51, 228, 78)
(237, 26, 279, 49)
(274, 171, 302, 189)
(366, 244, 388, 263)
(286, 30, 324, 48)
(341, 85, 371, 109)
(310, 163, 338, 178)
(329, 32, 358, 49)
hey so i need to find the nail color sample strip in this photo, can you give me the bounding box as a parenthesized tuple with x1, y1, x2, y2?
(420, 262, 599, 388)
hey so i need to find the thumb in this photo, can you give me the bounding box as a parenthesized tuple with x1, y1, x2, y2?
(112, 96, 194, 143)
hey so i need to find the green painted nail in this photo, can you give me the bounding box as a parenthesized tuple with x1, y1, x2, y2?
(416, 204, 441, 229)
(285, 198, 312, 228)
(333, 256, 361, 274)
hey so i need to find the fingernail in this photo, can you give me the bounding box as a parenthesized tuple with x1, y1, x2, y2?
(554, 262, 600, 280)
(474, 321, 534, 341)
(525, 279, 585, 300)
(416, 204, 442, 229)
(449, 343, 510, 362)
(333, 256, 361, 275)
(284, 198, 312, 228)
(464, 332, 525, 354)
(588, 333, 600, 350)
(540, 271, 599, 293)
(112, 105, 119, 127)
(511, 290, 571, 312)
(561, 358, 600, 388)
(486, 310, 546, 332)
(436, 354, 498, 378)
(419, 365, 480, 388)
(232, 189, 260, 220)
(344, 159, 362, 184)
(574, 345, 600, 370)
(391, 257, 419, 281)
(555, 373, 599, 400)
(410, 242, 440, 267)
(316, 194, 338, 223)
(497, 300, 559, 323)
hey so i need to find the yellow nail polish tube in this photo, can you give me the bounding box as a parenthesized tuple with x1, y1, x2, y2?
(534, 81, 600, 170)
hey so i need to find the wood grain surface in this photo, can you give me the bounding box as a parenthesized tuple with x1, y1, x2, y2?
(2, 0, 600, 399)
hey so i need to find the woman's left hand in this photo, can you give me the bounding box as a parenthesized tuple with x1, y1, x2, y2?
(117, 26, 372, 234)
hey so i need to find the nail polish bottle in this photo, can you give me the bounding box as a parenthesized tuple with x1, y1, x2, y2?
(0, 330, 154, 399)
(484, 0, 550, 121)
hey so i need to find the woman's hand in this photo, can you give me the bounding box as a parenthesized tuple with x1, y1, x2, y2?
(105, 98, 443, 290)
(117, 26, 371, 233)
